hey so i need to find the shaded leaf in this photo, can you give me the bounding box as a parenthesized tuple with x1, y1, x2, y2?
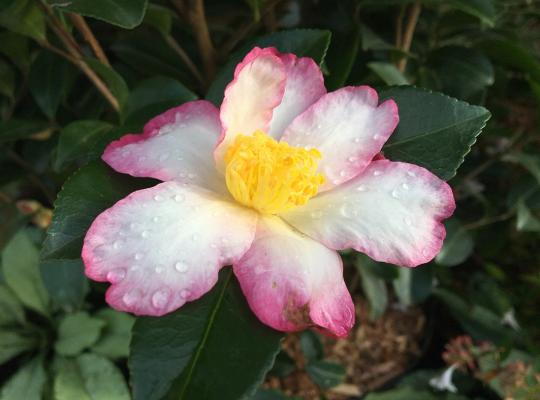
(0, 285, 25, 326)
(306, 360, 345, 389)
(91, 308, 135, 359)
(355, 255, 389, 319)
(393, 266, 433, 307)
(0, 119, 51, 144)
(85, 58, 130, 115)
(40, 259, 89, 311)
(435, 218, 474, 267)
(54, 311, 105, 356)
(368, 62, 409, 85)
(0, 331, 37, 364)
(0, 356, 46, 400)
(0, 0, 46, 41)
(300, 330, 324, 362)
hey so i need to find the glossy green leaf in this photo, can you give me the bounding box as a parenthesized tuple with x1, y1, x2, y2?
(380, 86, 491, 180)
(41, 161, 156, 261)
(305, 360, 345, 389)
(326, 30, 361, 90)
(54, 120, 114, 171)
(0, 331, 37, 364)
(443, 0, 497, 26)
(393, 266, 433, 307)
(130, 270, 283, 400)
(300, 330, 324, 362)
(355, 255, 388, 319)
(54, 354, 131, 400)
(516, 200, 540, 232)
(269, 351, 296, 378)
(480, 39, 540, 82)
(0, 356, 46, 400)
(0, 0, 46, 41)
(29, 51, 77, 119)
(435, 218, 474, 267)
(54, 311, 106, 356)
(125, 76, 197, 127)
(91, 308, 135, 359)
(368, 62, 409, 85)
(0, 119, 51, 144)
(143, 4, 174, 36)
(0, 59, 14, 99)
(0, 285, 25, 326)
(40, 259, 89, 311)
(206, 29, 332, 105)
(85, 58, 130, 115)
(48, 0, 149, 29)
(2, 230, 50, 316)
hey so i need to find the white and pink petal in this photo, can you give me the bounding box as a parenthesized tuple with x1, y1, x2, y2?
(282, 86, 399, 191)
(267, 53, 326, 139)
(281, 160, 455, 268)
(82, 182, 257, 316)
(215, 47, 286, 170)
(233, 216, 355, 338)
(103, 100, 226, 194)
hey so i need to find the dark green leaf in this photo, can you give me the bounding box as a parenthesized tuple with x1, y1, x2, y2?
(435, 218, 474, 267)
(300, 330, 324, 362)
(54, 120, 114, 171)
(0, 0, 46, 41)
(0, 285, 25, 326)
(0, 331, 37, 364)
(2, 230, 50, 316)
(85, 58, 130, 115)
(355, 255, 389, 319)
(53, 354, 131, 400)
(91, 308, 135, 359)
(380, 86, 491, 180)
(0, 119, 51, 144)
(0, 59, 14, 99)
(143, 4, 174, 36)
(41, 161, 156, 261)
(326, 30, 361, 90)
(269, 351, 296, 378)
(368, 62, 409, 86)
(130, 270, 283, 400)
(48, 0, 149, 29)
(0, 356, 46, 400)
(29, 51, 78, 119)
(306, 360, 345, 389)
(0, 32, 30, 71)
(206, 29, 332, 105)
(480, 39, 540, 82)
(40, 259, 89, 311)
(393, 265, 433, 306)
(125, 76, 197, 127)
(54, 311, 106, 356)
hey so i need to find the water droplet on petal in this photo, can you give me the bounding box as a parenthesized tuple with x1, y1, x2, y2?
(180, 289, 190, 299)
(191, 234, 199, 241)
(174, 194, 185, 203)
(348, 156, 357, 163)
(141, 230, 150, 238)
(402, 183, 410, 190)
(354, 138, 361, 143)
(339, 170, 346, 177)
(407, 171, 416, 177)
(107, 268, 126, 283)
(134, 253, 143, 260)
(153, 194, 164, 202)
(391, 189, 400, 199)
(175, 261, 188, 272)
(404, 217, 412, 226)
(113, 240, 122, 249)
(356, 185, 367, 192)
(152, 289, 170, 309)
(155, 266, 164, 274)
(422, 248, 430, 257)
(373, 170, 382, 176)
(152, 216, 160, 223)
(122, 290, 141, 307)
(373, 134, 381, 140)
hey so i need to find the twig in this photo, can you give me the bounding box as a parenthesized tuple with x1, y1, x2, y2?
(395, 5, 405, 48)
(38, 1, 120, 112)
(172, 0, 216, 80)
(397, 1, 421, 72)
(463, 211, 515, 230)
(163, 35, 205, 86)
(69, 13, 110, 66)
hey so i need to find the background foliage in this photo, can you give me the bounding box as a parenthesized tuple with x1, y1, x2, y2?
(0, 0, 539, 399)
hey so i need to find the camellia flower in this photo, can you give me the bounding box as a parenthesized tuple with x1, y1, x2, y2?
(82, 47, 455, 338)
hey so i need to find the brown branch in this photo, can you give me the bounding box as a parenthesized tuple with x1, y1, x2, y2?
(38, 1, 120, 112)
(172, 0, 216, 80)
(69, 13, 110, 66)
(395, 5, 405, 48)
(397, 1, 421, 72)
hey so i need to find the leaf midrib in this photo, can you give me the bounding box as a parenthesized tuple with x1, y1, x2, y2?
(177, 269, 232, 399)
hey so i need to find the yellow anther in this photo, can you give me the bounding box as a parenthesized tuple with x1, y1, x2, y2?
(225, 131, 325, 214)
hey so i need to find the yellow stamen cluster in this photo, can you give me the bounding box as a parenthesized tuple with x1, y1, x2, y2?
(225, 131, 325, 214)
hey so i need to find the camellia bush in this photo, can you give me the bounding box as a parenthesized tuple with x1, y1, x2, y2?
(0, 0, 539, 399)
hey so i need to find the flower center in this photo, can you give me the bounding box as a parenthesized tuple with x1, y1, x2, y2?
(224, 131, 325, 214)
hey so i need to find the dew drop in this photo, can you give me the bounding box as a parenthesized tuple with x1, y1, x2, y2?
(113, 240, 122, 249)
(180, 289, 190, 299)
(354, 137, 361, 143)
(373, 170, 383, 176)
(191, 234, 199, 241)
(155, 266, 164, 274)
(311, 210, 323, 219)
(404, 217, 412, 226)
(339, 170, 347, 177)
(347, 156, 357, 163)
(176, 155, 184, 161)
(174, 194, 185, 203)
(107, 268, 126, 283)
(134, 253, 143, 260)
(356, 185, 367, 192)
(407, 171, 416, 177)
(153, 194, 164, 202)
(152, 289, 170, 309)
(141, 230, 150, 238)
(152, 216, 160, 223)
(422, 248, 430, 257)
(391, 189, 400, 199)
(402, 183, 410, 190)
(373, 134, 381, 140)
(129, 222, 138, 231)
(122, 290, 141, 306)
(175, 261, 188, 272)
